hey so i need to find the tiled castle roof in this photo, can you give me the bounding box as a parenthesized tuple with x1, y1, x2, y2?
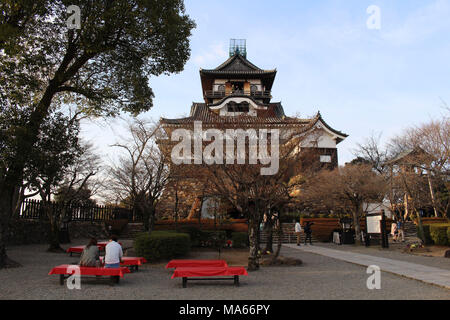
(161, 103, 308, 126)
(200, 54, 276, 75)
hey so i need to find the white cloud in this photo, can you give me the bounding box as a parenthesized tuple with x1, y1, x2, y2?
(192, 42, 228, 67)
(382, 0, 450, 45)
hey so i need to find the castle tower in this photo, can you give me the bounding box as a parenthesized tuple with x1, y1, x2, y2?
(157, 40, 348, 220)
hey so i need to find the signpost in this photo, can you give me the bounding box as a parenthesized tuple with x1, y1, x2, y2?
(365, 210, 389, 248)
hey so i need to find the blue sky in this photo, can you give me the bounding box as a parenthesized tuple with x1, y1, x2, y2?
(81, 0, 450, 165)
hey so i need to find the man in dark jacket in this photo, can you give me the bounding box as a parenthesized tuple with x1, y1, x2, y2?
(304, 221, 314, 245)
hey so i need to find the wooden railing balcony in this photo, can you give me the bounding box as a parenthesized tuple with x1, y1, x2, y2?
(205, 90, 272, 99)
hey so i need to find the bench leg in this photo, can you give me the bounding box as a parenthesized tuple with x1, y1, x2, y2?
(234, 276, 239, 287)
(182, 277, 187, 288)
(110, 276, 120, 285)
(59, 275, 65, 286)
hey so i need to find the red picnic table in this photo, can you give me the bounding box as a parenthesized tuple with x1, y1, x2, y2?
(49, 264, 130, 285)
(165, 259, 228, 269)
(66, 242, 123, 256)
(99, 256, 147, 271)
(171, 266, 248, 288)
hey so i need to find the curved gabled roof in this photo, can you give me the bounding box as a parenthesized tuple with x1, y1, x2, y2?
(200, 53, 276, 74)
(309, 111, 349, 142)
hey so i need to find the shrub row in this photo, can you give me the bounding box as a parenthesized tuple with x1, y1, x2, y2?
(429, 224, 450, 246)
(418, 223, 450, 245)
(231, 232, 249, 248)
(155, 219, 248, 232)
(134, 231, 191, 261)
(178, 227, 227, 248)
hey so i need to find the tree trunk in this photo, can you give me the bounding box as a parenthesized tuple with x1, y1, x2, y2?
(414, 209, 426, 244)
(148, 205, 156, 233)
(264, 220, 274, 253)
(353, 203, 363, 245)
(45, 202, 63, 252)
(0, 212, 9, 268)
(140, 205, 149, 231)
(247, 217, 260, 271)
(427, 175, 439, 217)
(0, 185, 21, 268)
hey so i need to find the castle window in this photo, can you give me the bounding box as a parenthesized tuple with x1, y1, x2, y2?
(227, 102, 249, 113)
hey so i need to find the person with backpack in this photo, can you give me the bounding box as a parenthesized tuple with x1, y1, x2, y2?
(304, 221, 314, 245)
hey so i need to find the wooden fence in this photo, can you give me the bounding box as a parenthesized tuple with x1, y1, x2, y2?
(18, 199, 141, 222)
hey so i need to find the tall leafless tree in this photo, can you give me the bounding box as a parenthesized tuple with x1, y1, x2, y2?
(109, 119, 169, 231)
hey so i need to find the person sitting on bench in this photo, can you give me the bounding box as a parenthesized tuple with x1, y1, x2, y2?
(104, 235, 123, 268)
(79, 238, 100, 267)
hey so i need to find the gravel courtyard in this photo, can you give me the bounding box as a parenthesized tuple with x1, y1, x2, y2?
(0, 242, 449, 300)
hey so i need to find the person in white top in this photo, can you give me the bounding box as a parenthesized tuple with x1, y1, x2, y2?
(104, 235, 123, 268)
(295, 220, 302, 246)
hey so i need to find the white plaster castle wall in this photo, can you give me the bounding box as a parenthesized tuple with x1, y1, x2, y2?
(212, 97, 260, 116)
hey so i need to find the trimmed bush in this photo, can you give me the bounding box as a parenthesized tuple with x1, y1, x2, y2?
(447, 227, 450, 245)
(200, 230, 227, 248)
(134, 231, 190, 261)
(280, 212, 300, 223)
(179, 226, 204, 247)
(429, 224, 450, 246)
(178, 227, 226, 248)
(232, 232, 249, 248)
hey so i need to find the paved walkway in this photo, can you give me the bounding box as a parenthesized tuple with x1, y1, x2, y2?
(285, 244, 450, 290)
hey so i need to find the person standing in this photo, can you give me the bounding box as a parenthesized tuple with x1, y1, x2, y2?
(295, 220, 302, 246)
(304, 221, 314, 245)
(391, 221, 398, 242)
(104, 235, 123, 268)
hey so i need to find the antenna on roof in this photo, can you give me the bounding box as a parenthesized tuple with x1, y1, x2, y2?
(229, 39, 246, 58)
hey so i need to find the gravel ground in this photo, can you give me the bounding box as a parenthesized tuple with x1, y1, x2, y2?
(0, 242, 449, 300)
(314, 243, 450, 271)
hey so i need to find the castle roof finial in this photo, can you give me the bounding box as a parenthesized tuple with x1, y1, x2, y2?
(229, 39, 247, 58)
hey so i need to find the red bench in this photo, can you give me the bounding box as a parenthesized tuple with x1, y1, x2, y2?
(49, 264, 130, 285)
(66, 242, 123, 256)
(100, 257, 147, 271)
(165, 259, 228, 269)
(171, 266, 248, 288)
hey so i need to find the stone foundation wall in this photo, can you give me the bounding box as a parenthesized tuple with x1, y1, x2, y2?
(6, 219, 108, 245)
(6, 219, 51, 245)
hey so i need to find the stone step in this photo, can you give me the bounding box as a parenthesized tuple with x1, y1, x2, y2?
(120, 223, 145, 239)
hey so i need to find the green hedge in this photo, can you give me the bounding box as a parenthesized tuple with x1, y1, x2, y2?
(447, 227, 450, 245)
(200, 230, 226, 248)
(232, 232, 248, 248)
(429, 224, 450, 246)
(179, 226, 204, 247)
(178, 227, 226, 248)
(134, 231, 191, 261)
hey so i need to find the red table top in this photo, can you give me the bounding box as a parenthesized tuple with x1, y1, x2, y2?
(100, 257, 147, 266)
(166, 259, 228, 269)
(171, 266, 248, 279)
(66, 242, 122, 253)
(48, 264, 130, 277)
